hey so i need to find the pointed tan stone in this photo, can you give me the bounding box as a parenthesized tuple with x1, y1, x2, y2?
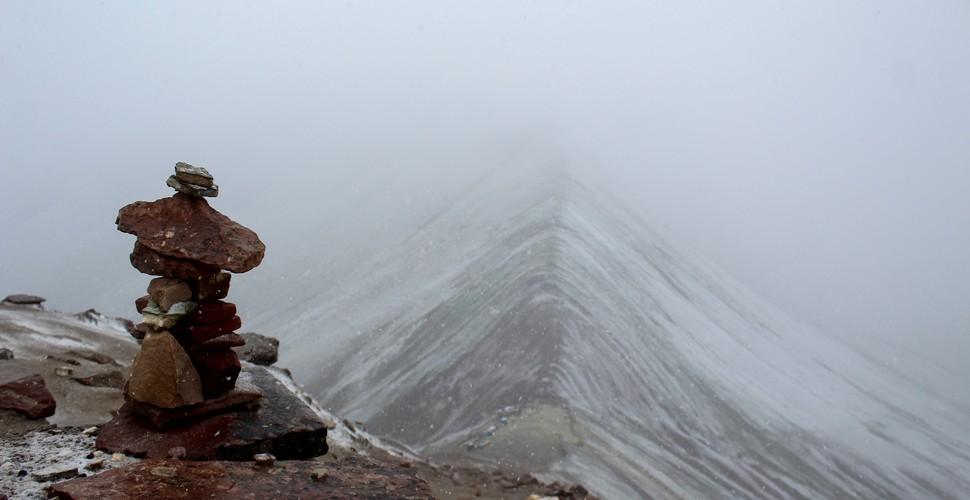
(124, 331, 204, 408)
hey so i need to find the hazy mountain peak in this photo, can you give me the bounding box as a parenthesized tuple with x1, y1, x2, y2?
(240, 151, 969, 498)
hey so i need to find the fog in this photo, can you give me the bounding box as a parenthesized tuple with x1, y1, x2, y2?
(2, 2, 968, 396)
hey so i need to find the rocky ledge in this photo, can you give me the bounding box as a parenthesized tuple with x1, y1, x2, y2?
(1, 303, 594, 499)
(48, 456, 433, 500)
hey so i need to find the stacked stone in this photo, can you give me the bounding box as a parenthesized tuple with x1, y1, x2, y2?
(116, 162, 265, 422)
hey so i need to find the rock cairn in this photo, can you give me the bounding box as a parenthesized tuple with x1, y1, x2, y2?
(115, 162, 265, 424)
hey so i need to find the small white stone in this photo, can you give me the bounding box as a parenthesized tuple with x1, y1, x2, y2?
(253, 453, 276, 467)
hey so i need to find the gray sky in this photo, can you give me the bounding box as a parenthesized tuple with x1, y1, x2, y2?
(2, 1, 968, 390)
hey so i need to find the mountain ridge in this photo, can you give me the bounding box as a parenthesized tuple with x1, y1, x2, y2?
(238, 148, 969, 497)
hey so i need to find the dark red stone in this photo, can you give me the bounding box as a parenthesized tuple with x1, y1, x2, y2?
(173, 315, 242, 342)
(0, 365, 56, 419)
(179, 333, 246, 353)
(48, 456, 433, 500)
(191, 272, 231, 302)
(128, 322, 149, 340)
(189, 349, 241, 398)
(116, 194, 265, 273)
(130, 241, 220, 279)
(98, 404, 233, 459)
(187, 301, 236, 325)
(135, 295, 150, 313)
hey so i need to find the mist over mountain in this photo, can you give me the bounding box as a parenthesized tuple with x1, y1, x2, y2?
(235, 141, 970, 498)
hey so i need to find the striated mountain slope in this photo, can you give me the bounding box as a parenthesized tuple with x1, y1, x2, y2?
(246, 143, 970, 498)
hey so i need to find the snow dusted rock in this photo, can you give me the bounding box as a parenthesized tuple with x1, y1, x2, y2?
(124, 331, 203, 409)
(1, 426, 140, 499)
(116, 194, 264, 273)
(0, 347, 13, 360)
(0, 365, 56, 419)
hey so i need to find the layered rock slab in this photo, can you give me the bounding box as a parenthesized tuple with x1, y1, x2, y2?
(48, 455, 433, 500)
(116, 194, 265, 273)
(129, 241, 219, 280)
(0, 364, 56, 419)
(98, 367, 327, 460)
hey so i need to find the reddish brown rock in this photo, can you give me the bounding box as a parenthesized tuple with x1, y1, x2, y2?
(174, 315, 242, 342)
(128, 322, 149, 340)
(48, 455, 432, 500)
(179, 333, 246, 353)
(99, 406, 234, 459)
(135, 295, 150, 313)
(147, 278, 193, 311)
(187, 301, 237, 325)
(0, 365, 56, 419)
(98, 367, 327, 460)
(116, 194, 265, 273)
(125, 331, 204, 409)
(191, 271, 232, 301)
(130, 241, 220, 280)
(189, 349, 241, 398)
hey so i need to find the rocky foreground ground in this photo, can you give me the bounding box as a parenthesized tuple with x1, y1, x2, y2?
(0, 301, 592, 499)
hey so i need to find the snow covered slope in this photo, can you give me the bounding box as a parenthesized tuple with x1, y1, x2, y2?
(244, 144, 970, 498)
